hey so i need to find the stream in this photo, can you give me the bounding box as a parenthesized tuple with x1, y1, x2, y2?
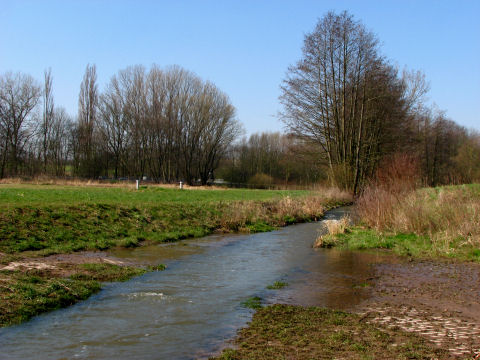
(0, 207, 388, 359)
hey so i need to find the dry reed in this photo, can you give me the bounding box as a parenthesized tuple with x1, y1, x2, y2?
(217, 189, 352, 233)
(313, 216, 350, 248)
(357, 185, 480, 249)
(356, 153, 480, 252)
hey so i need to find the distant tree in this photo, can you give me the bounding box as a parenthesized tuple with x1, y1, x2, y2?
(0, 72, 41, 178)
(97, 64, 240, 184)
(76, 64, 99, 177)
(454, 131, 480, 183)
(41, 68, 54, 173)
(217, 132, 326, 187)
(99, 74, 129, 179)
(49, 107, 72, 176)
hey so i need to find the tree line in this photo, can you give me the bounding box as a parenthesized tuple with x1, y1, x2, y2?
(0, 64, 241, 184)
(217, 132, 327, 187)
(1, 11, 478, 190)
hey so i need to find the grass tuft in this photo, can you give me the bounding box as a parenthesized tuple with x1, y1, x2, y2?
(314, 216, 350, 248)
(266, 281, 288, 290)
(241, 296, 263, 310)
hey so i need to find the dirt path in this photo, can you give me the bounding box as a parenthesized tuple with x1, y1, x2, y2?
(357, 260, 480, 359)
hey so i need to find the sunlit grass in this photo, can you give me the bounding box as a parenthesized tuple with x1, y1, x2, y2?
(0, 185, 352, 256)
(0, 184, 309, 207)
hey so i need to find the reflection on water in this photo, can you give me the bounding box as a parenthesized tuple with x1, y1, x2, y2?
(0, 207, 394, 359)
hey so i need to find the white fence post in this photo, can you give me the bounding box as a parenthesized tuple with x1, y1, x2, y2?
(136, 179, 139, 190)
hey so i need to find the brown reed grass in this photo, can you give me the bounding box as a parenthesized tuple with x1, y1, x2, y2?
(356, 153, 480, 251)
(217, 189, 352, 233)
(357, 185, 480, 249)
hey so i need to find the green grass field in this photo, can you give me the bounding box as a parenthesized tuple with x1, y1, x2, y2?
(0, 184, 309, 207)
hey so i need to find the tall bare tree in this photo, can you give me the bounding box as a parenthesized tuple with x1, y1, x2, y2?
(77, 64, 99, 177)
(280, 11, 406, 193)
(0, 72, 41, 178)
(41, 68, 54, 173)
(99, 75, 129, 179)
(50, 107, 72, 176)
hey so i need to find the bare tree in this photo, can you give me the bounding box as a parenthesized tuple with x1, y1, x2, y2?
(0, 72, 41, 177)
(99, 75, 129, 179)
(194, 82, 240, 184)
(77, 64, 99, 177)
(41, 68, 54, 173)
(50, 107, 72, 176)
(280, 11, 407, 193)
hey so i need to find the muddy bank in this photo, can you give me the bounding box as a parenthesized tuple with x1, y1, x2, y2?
(357, 259, 480, 358)
(214, 255, 480, 360)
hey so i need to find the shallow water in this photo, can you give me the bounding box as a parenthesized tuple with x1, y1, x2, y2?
(0, 207, 390, 359)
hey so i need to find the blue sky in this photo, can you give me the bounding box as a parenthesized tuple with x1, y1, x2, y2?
(1, 0, 479, 135)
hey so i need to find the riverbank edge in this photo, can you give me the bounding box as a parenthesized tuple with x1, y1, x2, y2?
(213, 233, 480, 359)
(212, 304, 447, 359)
(318, 225, 480, 262)
(0, 197, 351, 328)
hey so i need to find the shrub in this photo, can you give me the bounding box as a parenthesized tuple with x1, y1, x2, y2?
(248, 173, 274, 189)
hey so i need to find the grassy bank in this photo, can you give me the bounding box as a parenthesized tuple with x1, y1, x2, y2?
(0, 263, 164, 327)
(215, 304, 446, 359)
(0, 183, 351, 327)
(319, 184, 480, 261)
(0, 185, 350, 257)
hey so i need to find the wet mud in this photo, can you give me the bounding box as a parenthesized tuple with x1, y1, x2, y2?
(357, 259, 480, 358)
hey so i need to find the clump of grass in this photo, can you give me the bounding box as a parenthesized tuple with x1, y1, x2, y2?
(69, 263, 149, 282)
(313, 216, 350, 248)
(241, 296, 263, 310)
(266, 281, 288, 290)
(215, 304, 446, 360)
(147, 264, 167, 271)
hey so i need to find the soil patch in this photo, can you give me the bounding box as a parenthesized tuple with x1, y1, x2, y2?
(0, 251, 132, 278)
(357, 259, 480, 358)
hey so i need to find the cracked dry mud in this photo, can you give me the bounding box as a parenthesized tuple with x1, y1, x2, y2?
(356, 260, 480, 359)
